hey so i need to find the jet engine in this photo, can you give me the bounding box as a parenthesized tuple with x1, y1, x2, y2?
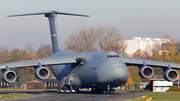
(2, 70, 17, 83)
(139, 66, 154, 79)
(34, 66, 49, 79)
(163, 69, 178, 81)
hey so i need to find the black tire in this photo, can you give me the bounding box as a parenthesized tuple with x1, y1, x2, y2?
(63, 87, 66, 94)
(77, 88, 79, 93)
(69, 89, 72, 94)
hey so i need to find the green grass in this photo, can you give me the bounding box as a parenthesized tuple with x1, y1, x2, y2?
(124, 92, 180, 101)
(0, 88, 56, 91)
(0, 88, 57, 100)
(0, 93, 32, 100)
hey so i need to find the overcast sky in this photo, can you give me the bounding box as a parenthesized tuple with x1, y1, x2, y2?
(1, 0, 180, 50)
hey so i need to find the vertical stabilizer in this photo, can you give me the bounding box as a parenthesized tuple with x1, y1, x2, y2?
(7, 10, 89, 53)
(45, 13, 61, 53)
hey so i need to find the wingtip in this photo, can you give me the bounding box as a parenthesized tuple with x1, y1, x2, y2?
(7, 15, 12, 17)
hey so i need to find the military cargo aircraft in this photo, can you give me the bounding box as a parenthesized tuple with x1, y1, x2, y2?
(1, 11, 180, 94)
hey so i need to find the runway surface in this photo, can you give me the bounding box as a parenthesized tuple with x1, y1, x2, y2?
(1, 90, 148, 101)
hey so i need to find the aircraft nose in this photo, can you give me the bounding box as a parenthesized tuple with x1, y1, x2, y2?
(110, 63, 129, 83)
(113, 64, 126, 79)
(97, 58, 129, 83)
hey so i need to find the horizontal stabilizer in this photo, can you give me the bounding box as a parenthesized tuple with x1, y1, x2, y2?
(7, 10, 90, 17)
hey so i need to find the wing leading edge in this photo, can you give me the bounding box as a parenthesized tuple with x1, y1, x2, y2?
(120, 56, 180, 70)
(0, 56, 77, 69)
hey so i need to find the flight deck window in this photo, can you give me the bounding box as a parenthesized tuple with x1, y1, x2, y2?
(107, 55, 120, 58)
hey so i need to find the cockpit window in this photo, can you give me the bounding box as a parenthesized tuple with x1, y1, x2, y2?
(107, 55, 119, 58)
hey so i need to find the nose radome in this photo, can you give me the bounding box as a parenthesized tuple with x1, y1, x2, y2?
(113, 64, 126, 78)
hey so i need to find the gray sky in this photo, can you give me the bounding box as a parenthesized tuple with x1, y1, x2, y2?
(1, 0, 180, 50)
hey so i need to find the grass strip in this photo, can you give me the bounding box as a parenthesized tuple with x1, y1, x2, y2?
(124, 92, 180, 101)
(0, 93, 32, 100)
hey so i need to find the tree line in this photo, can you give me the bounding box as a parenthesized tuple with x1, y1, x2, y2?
(0, 44, 53, 87)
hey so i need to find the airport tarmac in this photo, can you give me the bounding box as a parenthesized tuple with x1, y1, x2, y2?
(1, 90, 148, 101)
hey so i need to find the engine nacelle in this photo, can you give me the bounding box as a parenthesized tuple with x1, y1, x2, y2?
(2, 70, 17, 83)
(34, 66, 49, 80)
(139, 66, 154, 79)
(163, 69, 178, 81)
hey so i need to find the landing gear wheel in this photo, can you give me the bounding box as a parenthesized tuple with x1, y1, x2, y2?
(91, 88, 95, 94)
(95, 88, 99, 94)
(69, 89, 72, 94)
(75, 89, 77, 93)
(109, 88, 113, 94)
(57, 88, 60, 93)
(105, 88, 108, 94)
(77, 88, 79, 93)
(113, 89, 116, 94)
(102, 90, 106, 94)
(63, 87, 66, 94)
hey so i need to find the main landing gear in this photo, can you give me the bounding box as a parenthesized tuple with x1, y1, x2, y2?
(57, 85, 79, 94)
(91, 87, 116, 94)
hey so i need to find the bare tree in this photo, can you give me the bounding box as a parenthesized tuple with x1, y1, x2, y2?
(36, 44, 53, 58)
(26, 43, 35, 57)
(151, 42, 161, 56)
(163, 33, 179, 42)
(163, 33, 173, 41)
(0, 45, 9, 62)
(96, 26, 127, 55)
(65, 28, 97, 52)
(96, 26, 122, 50)
(65, 26, 127, 55)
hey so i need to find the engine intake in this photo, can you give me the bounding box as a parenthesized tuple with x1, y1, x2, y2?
(2, 70, 17, 83)
(163, 69, 178, 81)
(34, 66, 49, 79)
(139, 66, 154, 79)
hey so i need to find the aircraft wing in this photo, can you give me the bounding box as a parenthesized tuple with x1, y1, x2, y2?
(0, 56, 77, 69)
(120, 56, 180, 70)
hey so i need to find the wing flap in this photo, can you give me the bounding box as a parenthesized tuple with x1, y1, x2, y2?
(0, 56, 77, 69)
(120, 56, 180, 69)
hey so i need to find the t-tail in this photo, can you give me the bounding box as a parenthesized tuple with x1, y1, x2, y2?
(7, 10, 89, 53)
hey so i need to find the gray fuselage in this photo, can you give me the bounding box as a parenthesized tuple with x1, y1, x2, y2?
(49, 50, 129, 88)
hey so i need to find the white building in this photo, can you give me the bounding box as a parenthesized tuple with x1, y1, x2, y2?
(151, 79, 173, 92)
(124, 37, 170, 56)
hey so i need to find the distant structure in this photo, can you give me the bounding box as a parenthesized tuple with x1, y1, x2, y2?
(23, 80, 60, 89)
(124, 37, 170, 56)
(0, 81, 8, 88)
(150, 79, 173, 92)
